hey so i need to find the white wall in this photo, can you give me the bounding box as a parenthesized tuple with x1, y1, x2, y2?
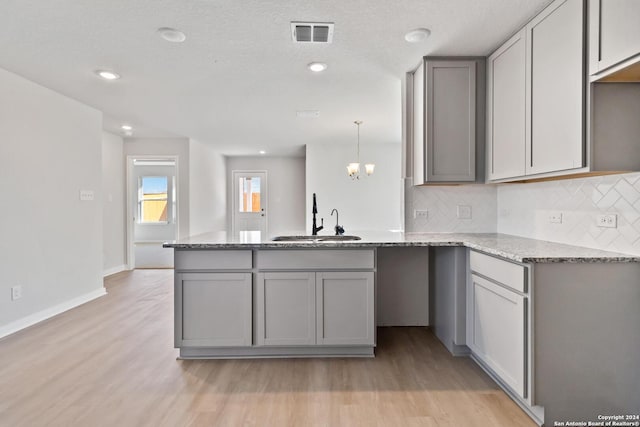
(123, 138, 190, 239)
(226, 156, 305, 236)
(102, 131, 126, 275)
(405, 180, 498, 232)
(0, 67, 104, 335)
(190, 139, 227, 235)
(498, 172, 640, 256)
(306, 143, 402, 233)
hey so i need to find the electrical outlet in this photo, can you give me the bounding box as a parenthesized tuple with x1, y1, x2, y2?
(79, 190, 94, 201)
(11, 285, 22, 301)
(414, 210, 429, 219)
(548, 212, 563, 224)
(596, 214, 617, 228)
(457, 205, 472, 219)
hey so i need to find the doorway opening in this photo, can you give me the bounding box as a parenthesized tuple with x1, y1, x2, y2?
(232, 171, 267, 235)
(126, 157, 178, 268)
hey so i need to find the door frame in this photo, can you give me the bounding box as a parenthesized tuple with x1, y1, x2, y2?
(230, 170, 268, 236)
(126, 155, 180, 269)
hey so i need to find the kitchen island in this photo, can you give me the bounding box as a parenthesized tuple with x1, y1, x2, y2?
(164, 231, 640, 425)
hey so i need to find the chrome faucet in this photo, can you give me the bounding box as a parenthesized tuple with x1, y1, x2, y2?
(312, 193, 324, 235)
(331, 209, 344, 235)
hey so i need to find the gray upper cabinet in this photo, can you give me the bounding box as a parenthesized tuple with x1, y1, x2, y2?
(411, 57, 485, 185)
(487, 29, 527, 181)
(486, 0, 585, 182)
(412, 61, 425, 185)
(589, 0, 640, 76)
(526, 0, 584, 175)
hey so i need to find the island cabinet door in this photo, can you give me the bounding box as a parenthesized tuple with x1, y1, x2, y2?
(316, 272, 375, 346)
(176, 273, 252, 347)
(468, 274, 527, 399)
(256, 272, 316, 346)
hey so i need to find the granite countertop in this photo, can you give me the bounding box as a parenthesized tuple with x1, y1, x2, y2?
(163, 231, 640, 263)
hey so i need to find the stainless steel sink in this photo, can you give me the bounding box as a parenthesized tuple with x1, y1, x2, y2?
(271, 235, 316, 242)
(271, 235, 361, 242)
(316, 235, 361, 242)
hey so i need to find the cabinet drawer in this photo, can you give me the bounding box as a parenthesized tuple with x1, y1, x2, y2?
(470, 251, 526, 293)
(257, 250, 374, 270)
(175, 250, 252, 270)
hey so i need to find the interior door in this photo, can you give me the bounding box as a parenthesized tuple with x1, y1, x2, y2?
(232, 171, 267, 235)
(132, 159, 176, 268)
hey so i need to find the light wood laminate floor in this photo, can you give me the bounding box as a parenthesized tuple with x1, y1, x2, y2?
(0, 270, 535, 427)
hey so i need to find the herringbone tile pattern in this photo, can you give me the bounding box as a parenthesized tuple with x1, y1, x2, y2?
(405, 172, 640, 256)
(498, 172, 640, 256)
(404, 179, 497, 233)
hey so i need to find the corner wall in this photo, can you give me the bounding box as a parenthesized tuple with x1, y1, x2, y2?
(102, 131, 126, 275)
(0, 67, 104, 336)
(190, 139, 227, 235)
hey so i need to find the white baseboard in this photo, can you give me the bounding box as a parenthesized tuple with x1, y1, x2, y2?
(0, 287, 107, 339)
(103, 264, 129, 277)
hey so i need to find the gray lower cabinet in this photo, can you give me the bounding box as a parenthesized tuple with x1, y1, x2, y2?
(316, 272, 375, 346)
(468, 274, 527, 399)
(256, 271, 375, 347)
(256, 272, 316, 346)
(176, 272, 252, 347)
(467, 251, 531, 403)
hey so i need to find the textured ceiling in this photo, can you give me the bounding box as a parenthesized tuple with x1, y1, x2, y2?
(0, 0, 550, 156)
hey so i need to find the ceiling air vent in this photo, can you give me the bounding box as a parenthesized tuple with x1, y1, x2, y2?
(291, 22, 334, 43)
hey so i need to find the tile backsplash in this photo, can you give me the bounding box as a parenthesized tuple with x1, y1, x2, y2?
(498, 172, 640, 256)
(405, 179, 497, 233)
(405, 172, 640, 256)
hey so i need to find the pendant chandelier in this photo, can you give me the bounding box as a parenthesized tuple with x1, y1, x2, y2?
(347, 120, 375, 179)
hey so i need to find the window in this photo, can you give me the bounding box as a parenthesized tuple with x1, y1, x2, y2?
(238, 177, 261, 213)
(138, 176, 169, 223)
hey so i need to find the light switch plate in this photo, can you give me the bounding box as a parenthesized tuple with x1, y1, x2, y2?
(457, 205, 472, 219)
(11, 285, 22, 301)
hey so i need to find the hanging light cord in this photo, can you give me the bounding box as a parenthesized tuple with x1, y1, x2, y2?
(355, 120, 362, 163)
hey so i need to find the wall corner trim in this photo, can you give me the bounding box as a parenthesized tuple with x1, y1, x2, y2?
(0, 287, 107, 339)
(103, 264, 129, 277)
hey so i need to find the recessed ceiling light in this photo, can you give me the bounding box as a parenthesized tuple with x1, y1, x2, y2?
(121, 124, 132, 131)
(308, 62, 327, 72)
(95, 70, 121, 80)
(259, 150, 266, 155)
(404, 28, 431, 43)
(157, 27, 186, 43)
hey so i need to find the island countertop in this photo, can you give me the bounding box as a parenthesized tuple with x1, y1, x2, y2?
(163, 231, 640, 264)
